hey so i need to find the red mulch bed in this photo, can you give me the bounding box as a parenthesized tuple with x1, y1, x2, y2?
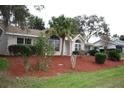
(1, 55, 124, 77)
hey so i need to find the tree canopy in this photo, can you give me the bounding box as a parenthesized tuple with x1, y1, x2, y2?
(74, 15, 108, 43)
(49, 15, 79, 55)
(0, 5, 30, 28)
(27, 15, 45, 30)
(98, 23, 111, 52)
(119, 35, 124, 41)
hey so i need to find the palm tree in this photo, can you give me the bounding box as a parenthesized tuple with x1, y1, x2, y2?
(49, 15, 79, 55)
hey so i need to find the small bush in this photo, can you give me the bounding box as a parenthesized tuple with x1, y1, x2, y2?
(0, 58, 9, 70)
(72, 50, 85, 55)
(72, 51, 80, 55)
(88, 50, 98, 56)
(95, 53, 107, 64)
(108, 50, 121, 61)
(100, 49, 121, 54)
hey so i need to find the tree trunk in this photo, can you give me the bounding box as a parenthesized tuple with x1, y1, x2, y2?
(61, 37, 65, 55)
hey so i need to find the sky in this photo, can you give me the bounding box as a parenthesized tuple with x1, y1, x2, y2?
(27, 0, 124, 35)
(1, 0, 124, 42)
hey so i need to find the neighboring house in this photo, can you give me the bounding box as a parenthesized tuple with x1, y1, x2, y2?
(93, 39, 124, 53)
(0, 21, 93, 56)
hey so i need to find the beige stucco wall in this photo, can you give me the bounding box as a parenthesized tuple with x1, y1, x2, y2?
(0, 31, 86, 56)
(71, 36, 85, 52)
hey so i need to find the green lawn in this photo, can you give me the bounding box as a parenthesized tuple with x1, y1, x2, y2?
(0, 66, 124, 88)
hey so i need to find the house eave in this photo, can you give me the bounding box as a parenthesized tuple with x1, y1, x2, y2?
(5, 32, 39, 38)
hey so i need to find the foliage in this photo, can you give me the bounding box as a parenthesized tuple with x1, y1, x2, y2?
(72, 50, 85, 55)
(34, 34, 54, 71)
(74, 15, 108, 43)
(49, 15, 79, 55)
(112, 34, 119, 40)
(0, 5, 30, 28)
(12, 5, 30, 28)
(108, 50, 121, 61)
(34, 35, 54, 56)
(88, 50, 98, 56)
(120, 53, 124, 58)
(72, 51, 79, 55)
(8, 45, 35, 56)
(95, 53, 107, 64)
(28, 15, 45, 30)
(8, 45, 35, 71)
(100, 49, 121, 54)
(98, 23, 111, 52)
(0, 58, 9, 70)
(119, 35, 124, 41)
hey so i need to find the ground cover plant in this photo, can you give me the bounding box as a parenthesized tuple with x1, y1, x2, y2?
(0, 58, 10, 76)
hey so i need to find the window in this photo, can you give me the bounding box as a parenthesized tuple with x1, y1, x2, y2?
(17, 38, 24, 44)
(25, 38, 32, 44)
(49, 35, 60, 51)
(0, 29, 3, 37)
(75, 39, 81, 51)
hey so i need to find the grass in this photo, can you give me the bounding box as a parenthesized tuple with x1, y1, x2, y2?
(0, 66, 124, 88)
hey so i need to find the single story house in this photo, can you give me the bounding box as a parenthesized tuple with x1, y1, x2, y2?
(0, 21, 93, 56)
(93, 39, 124, 53)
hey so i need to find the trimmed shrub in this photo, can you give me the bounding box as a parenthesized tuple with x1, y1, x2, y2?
(0, 58, 9, 70)
(100, 49, 121, 54)
(108, 50, 121, 61)
(88, 50, 98, 56)
(95, 53, 107, 64)
(8, 45, 36, 56)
